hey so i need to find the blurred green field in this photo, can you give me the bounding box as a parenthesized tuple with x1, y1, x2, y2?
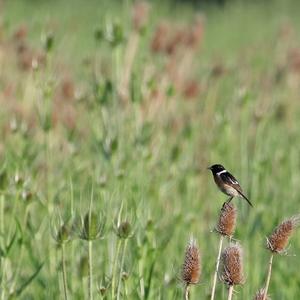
(1, 0, 300, 299)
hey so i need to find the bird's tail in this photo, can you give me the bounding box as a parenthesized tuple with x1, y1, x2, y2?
(238, 191, 253, 207)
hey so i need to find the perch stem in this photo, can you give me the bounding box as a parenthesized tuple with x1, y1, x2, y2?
(210, 235, 224, 300)
(263, 254, 274, 300)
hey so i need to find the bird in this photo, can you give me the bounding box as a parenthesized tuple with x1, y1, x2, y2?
(208, 164, 253, 207)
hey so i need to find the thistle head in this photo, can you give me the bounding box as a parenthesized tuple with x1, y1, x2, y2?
(254, 288, 271, 300)
(181, 238, 201, 286)
(266, 215, 300, 254)
(215, 202, 237, 237)
(221, 243, 245, 286)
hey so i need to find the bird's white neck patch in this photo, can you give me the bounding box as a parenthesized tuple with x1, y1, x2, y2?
(216, 170, 227, 175)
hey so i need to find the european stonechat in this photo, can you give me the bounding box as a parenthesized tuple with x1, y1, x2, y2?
(208, 164, 253, 207)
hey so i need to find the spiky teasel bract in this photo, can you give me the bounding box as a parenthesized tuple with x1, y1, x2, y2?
(181, 238, 201, 286)
(116, 220, 132, 239)
(254, 288, 271, 300)
(113, 211, 135, 239)
(221, 244, 245, 286)
(77, 211, 106, 241)
(51, 213, 72, 245)
(215, 202, 237, 237)
(266, 215, 300, 254)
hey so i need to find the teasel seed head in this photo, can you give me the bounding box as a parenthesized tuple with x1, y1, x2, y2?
(98, 286, 107, 296)
(181, 238, 201, 286)
(254, 288, 271, 300)
(132, 1, 150, 33)
(51, 214, 72, 245)
(78, 211, 105, 241)
(266, 215, 300, 254)
(215, 202, 237, 237)
(150, 22, 170, 53)
(221, 244, 245, 286)
(121, 271, 129, 281)
(42, 32, 54, 53)
(117, 221, 132, 239)
(57, 224, 70, 243)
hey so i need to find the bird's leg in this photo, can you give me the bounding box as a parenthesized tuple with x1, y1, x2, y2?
(226, 196, 233, 203)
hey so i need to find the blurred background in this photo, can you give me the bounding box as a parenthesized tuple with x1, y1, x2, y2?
(1, 0, 300, 299)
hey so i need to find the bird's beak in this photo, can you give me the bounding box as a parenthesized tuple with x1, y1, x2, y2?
(207, 166, 211, 170)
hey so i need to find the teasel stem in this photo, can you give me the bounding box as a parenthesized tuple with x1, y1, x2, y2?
(211, 235, 224, 300)
(0, 194, 4, 298)
(263, 254, 273, 300)
(112, 239, 122, 299)
(117, 239, 128, 300)
(44, 132, 55, 277)
(88, 240, 93, 300)
(61, 243, 68, 300)
(13, 205, 32, 293)
(184, 284, 190, 300)
(228, 285, 234, 300)
(1, 257, 7, 300)
(124, 276, 129, 299)
(0, 194, 4, 234)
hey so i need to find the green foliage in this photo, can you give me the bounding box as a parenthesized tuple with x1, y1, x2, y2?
(1, 0, 300, 299)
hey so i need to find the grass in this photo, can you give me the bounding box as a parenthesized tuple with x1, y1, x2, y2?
(1, 0, 300, 299)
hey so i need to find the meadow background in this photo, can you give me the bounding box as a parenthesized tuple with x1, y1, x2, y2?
(1, 0, 300, 299)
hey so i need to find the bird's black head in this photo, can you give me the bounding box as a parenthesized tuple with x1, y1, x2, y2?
(208, 164, 226, 174)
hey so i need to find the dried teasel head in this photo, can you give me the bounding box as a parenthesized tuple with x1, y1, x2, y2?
(181, 238, 201, 286)
(132, 1, 150, 32)
(215, 202, 237, 237)
(254, 288, 271, 300)
(185, 15, 205, 49)
(221, 244, 244, 286)
(150, 22, 170, 53)
(266, 215, 300, 254)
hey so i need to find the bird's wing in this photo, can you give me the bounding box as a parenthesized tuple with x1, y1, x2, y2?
(219, 172, 243, 192)
(220, 171, 253, 207)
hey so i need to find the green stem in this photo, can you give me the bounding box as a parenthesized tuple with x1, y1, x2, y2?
(117, 239, 128, 300)
(0, 194, 4, 297)
(124, 279, 128, 299)
(5, 202, 29, 294)
(88, 240, 93, 300)
(45, 132, 55, 276)
(0, 194, 4, 234)
(1, 257, 7, 300)
(138, 246, 146, 298)
(111, 239, 122, 299)
(8, 191, 19, 238)
(61, 243, 68, 300)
